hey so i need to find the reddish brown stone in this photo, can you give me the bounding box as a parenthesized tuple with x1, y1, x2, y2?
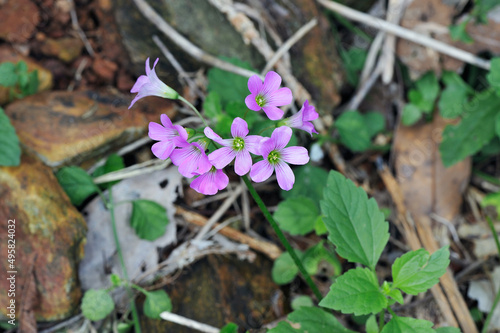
(0, 0, 40, 43)
(92, 56, 118, 82)
(39, 37, 84, 63)
(0, 153, 87, 321)
(4, 90, 176, 167)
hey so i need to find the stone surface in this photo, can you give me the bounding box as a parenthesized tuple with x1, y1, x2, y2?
(0, 153, 87, 321)
(140, 254, 282, 332)
(0, 0, 40, 43)
(0, 46, 53, 106)
(39, 37, 84, 63)
(4, 90, 176, 168)
(113, 0, 343, 110)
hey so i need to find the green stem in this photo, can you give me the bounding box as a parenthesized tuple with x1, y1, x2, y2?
(242, 175, 323, 301)
(483, 216, 500, 333)
(378, 309, 385, 331)
(178, 96, 208, 127)
(108, 188, 141, 333)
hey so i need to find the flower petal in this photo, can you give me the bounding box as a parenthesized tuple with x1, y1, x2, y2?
(267, 87, 292, 107)
(160, 114, 173, 127)
(173, 125, 189, 142)
(151, 141, 174, 160)
(214, 169, 229, 190)
(245, 94, 262, 111)
(130, 75, 148, 93)
(208, 147, 236, 169)
(262, 105, 284, 120)
(196, 152, 212, 175)
(204, 127, 227, 145)
(258, 137, 274, 158)
(250, 160, 274, 183)
(145, 57, 151, 75)
(271, 126, 292, 150)
(148, 122, 168, 141)
(191, 173, 217, 195)
(301, 100, 318, 121)
(261, 71, 281, 96)
(245, 135, 265, 155)
(234, 150, 252, 176)
(231, 117, 249, 138)
(248, 75, 263, 94)
(275, 162, 295, 191)
(281, 146, 309, 165)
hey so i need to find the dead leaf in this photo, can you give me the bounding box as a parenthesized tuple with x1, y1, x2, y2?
(467, 266, 500, 332)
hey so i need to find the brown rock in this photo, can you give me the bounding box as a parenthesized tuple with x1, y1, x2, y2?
(0, 46, 53, 105)
(0, 0, 40, 43)
(4, 90, 176, 167)
(0, 153, 87, 321)
(39, 37, 84, 63)
(140, 254, 281, 332)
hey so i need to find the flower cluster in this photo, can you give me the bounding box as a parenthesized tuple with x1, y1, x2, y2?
(130, 58, 319, 195)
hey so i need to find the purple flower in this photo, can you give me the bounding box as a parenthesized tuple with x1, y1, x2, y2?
(129, 58, 178, 109)
(170, 140, 211, 178)
(250, 126, 309, 191)
(190, 166, 229, 195)
(148, 114, 189, 160)
(281, 100, 319, 136)
(204, 117, 264, 176)
(245, 71, 292, 121)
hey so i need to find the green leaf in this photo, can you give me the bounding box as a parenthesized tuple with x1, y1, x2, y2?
(314, 216, 328, 235)
(56, 166, 99, 206)
(0, 108, 21, 166)
(472, 0, 499, 23)
(207, 57, 255, 106)
(274, 197, 319, 235)
(336, 111, 372, 151)
(496, 113, 500, 138)
(291, 295, 314, 310)
(110, 273, 122, 287)
(143, 290, 172, 319)
(270, 307, 356, 333)
(25, 70, 39, 96)
(380, 316, 434, 333)
(364, 111, 385, 137)
(487, 58, 500, 95)
(81, 289, 114, 321)
(0, 62, 18, 87)
(226, 101, 261, 128)
(435, 327, 461, 333)
(481, 192, 500, 215)
(281, 165, 329, 206)
(402, 104, 422, 126)
(319, 267, 387, 315)
(93, 153, 125, 189)
(438, 71, 472, 118)
(214, 113, 234, 139)
(414, 71, 440, 113)
(130, 200, 168, 241)
(386, 288, 404, 305)
(440, 89, 500, 167)
(392, 246, 449, 295)
(449, 21, 474, 44)
(220, 323, 238, 333)
(16, 60, 28, 73)
(341, 48, 367, 86)
(203, 91, 222, 119)
(366, 315, 379, 333)
(320, 171, 389, 269)
(302, 241, 341, 277)
(271, 250, 301, 285)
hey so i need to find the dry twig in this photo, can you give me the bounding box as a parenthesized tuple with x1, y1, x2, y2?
(159, 312, 219, 333)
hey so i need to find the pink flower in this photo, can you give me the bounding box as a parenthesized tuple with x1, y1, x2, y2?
(148, 114, 189, 160)
(204, 117, 264, 176)
(129, 58, 178, 109)
(245, 71, 292, 121)
(170, 140, 211, 178)
(190, 166, 229, 195)
(282, 100, 319, 136)
(250, 126, 309, 191)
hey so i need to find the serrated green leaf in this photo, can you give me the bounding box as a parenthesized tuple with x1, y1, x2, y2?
(81, 289, 114, 321)
(492, 58, 500, 96)
(314, 216, 328, 235)
(449, 21, 474, 44)
(291, 295, 314, 310)
(341, 48, 367, 87)
(214, 113, 234, 138)
(320, 171, 389, 269)
(130, 199, 168, 241)
(336, 111, 372, 151)
(207, 57, 255, 106)
(392, 246, 449, 295)
(56, 166, 99, 205)
(302, 241, 341, 277)
(267, 321, 297, 333)
(402, 104, 422, 126)
(364, 111, 385, 137)
(386, 288, 404, 304)
(440, 89, 500, 167)
(415, 72, 439, 113)
(220, 322, 238, 333)
(143, 290, 172, 319)
(380, 316, 434, 333)
(288, 307, 356, 333)
(93, 153, 125, 189)
(0, 108, 21, 166)
(439, 71, 472, 118)
(203, 91, 222, 119)
(0, 62, 18, 87)
(435, 327, 461, 333)
(366, 315, 379, 333)
(496, 113, 500, 138)
(282, 165, 328, 206)
(274, 197, 319, 235)
(272, 250, 301, 285)
(319, 267, 387, 315)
